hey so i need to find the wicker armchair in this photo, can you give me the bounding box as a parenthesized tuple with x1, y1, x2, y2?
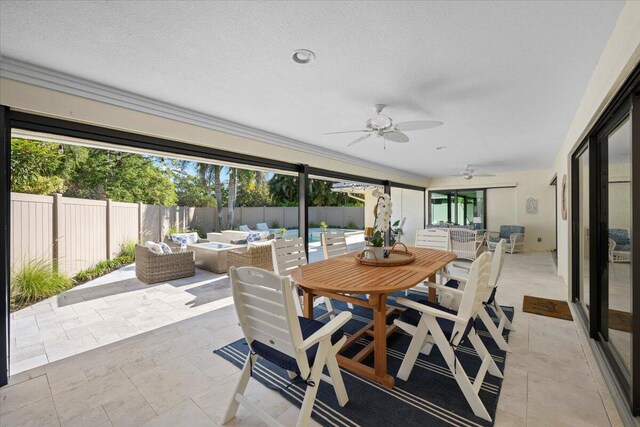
(226, 241, 274, 271)
(135, 244, 195, 284)
(449, 228, 484, 260)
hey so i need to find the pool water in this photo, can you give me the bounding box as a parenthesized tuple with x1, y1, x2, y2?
(279, 228, 362, 243)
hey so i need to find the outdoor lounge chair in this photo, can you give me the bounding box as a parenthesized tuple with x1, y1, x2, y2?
(222, 266, 351, 427)
(256, 222, 271, 232)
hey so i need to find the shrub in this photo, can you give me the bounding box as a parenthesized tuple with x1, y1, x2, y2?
(74, 241, 136, 283)
(190, 225, 206, 238)
(309, 222, 319, 228)
(10, 259, 74, 311)
(345, 221, 358, 229)
(270, 220, 280, 229)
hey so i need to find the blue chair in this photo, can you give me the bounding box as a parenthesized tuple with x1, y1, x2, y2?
(487, 225, 525, 253)
(609, 228, 631, 263)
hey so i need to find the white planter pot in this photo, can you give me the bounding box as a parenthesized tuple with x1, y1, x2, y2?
(366, 246, 385, 260)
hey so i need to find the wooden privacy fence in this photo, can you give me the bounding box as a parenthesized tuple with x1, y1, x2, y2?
(10, 193, 364, 275)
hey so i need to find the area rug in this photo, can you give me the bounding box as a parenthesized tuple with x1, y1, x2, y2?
(523, 295, 573, 321)
(214, 296, 514, 426)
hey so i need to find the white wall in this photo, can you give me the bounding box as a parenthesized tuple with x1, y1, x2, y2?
(390, 188, 425, 244)
(552, 1, 640, 288)
(427, 169, 556, 252)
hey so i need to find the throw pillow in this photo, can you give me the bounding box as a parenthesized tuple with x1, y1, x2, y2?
(145, 241, 163, 254)
(247, 232, 261, 243)
(171, 234, 188, 245)
(159, 242, 172, 254)
(230, 238, 248, 245)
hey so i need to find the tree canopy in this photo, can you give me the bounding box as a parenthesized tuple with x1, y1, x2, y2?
(10, 138, 364, 209)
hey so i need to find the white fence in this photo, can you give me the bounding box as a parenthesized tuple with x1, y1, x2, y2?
(10, 193, 364, 275)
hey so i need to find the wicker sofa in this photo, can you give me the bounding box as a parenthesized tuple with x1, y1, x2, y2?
(135, 244, 195, 284)
(226, 241, 274, 271)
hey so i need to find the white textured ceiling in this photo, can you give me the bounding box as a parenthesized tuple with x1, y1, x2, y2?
(0, 1, 624, 178)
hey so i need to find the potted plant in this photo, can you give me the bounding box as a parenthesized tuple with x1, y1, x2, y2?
(392, 218, 405, 243)
(277, 227, 286, 238)
(320, 221, 328, 233)
(367, 190, 392, 259)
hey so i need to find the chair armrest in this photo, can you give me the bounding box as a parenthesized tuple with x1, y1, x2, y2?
(396, 297, 463, 323)
(451, 263, 470, 271)
(510, 233, 525, 243)
(440, 272, 467, 283)
(298, 311, 352, 350)
(425, 282, 464, 295)
(486, 231, 499, 238)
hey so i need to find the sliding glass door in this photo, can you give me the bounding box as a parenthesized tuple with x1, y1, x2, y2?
(571, 80, 639, 414)
(603, 115, 633, 384)
(428, 189, 486, 229)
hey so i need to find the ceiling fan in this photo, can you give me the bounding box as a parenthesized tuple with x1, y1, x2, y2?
(454, 165, 496, 180)
(324, 104, 443, 147)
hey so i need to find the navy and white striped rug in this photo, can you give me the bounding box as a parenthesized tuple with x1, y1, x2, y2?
(214, 296, 513, 427)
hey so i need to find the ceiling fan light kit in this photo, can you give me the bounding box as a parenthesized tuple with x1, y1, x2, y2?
(324, 104, 443, 149)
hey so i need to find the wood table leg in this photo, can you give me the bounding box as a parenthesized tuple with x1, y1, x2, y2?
(303, 289, 314, 318)
(373, 293, 391, 386)
(428, 273, 437, 303)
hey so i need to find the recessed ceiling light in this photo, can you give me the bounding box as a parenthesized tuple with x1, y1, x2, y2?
(292, 49, 316, 64)
(436, 145, 447, 150)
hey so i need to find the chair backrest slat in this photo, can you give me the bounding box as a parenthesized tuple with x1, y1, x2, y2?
(489, 239, 506, 288)
(415, 228, 451, 251)
(229, 267, 304, 362)
(453, 251, 492, 342)
(321, 231, 348, 259)
(271, 237, 307, 276)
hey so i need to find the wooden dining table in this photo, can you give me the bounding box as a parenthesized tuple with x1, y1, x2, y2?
(291, 246, 456, 388)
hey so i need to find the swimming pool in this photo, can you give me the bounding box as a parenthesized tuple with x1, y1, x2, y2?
(278, 228, 363, 243)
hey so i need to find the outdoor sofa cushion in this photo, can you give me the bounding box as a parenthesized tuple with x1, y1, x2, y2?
(250, 316, 344, 374)
(171, 232, 199, 245)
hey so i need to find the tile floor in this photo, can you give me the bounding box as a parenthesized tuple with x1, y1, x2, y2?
(1, 251, 624, 426)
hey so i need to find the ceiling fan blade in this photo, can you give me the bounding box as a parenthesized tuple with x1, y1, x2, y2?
(323, 130, 369, 135)
(348, 134, 372, 147)
(395, 120, 443, 131)
(384, 130, 409, 143)
(473, 173, 495, 177)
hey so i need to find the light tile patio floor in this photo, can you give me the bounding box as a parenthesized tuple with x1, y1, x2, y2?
(1, 251, 624, 426)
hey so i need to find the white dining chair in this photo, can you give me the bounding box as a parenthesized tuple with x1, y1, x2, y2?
(440, 238, 514, 351)
(405, 228, 452, 295)
(321, 231, 357, 309)
(393, 251, 502, 421)
(271, 237, 335, 319)
(223, 266, 352, 427)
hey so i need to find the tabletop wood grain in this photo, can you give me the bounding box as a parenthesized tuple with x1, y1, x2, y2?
(291, 247, 456, 294)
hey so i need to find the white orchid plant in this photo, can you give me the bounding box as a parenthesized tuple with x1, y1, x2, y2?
(371, 189, 393, 247)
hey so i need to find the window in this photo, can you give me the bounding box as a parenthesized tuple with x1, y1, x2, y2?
(428, 189, 486, 229)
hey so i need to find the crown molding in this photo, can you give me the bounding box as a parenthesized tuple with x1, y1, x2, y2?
(0, 56, 427, 182)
